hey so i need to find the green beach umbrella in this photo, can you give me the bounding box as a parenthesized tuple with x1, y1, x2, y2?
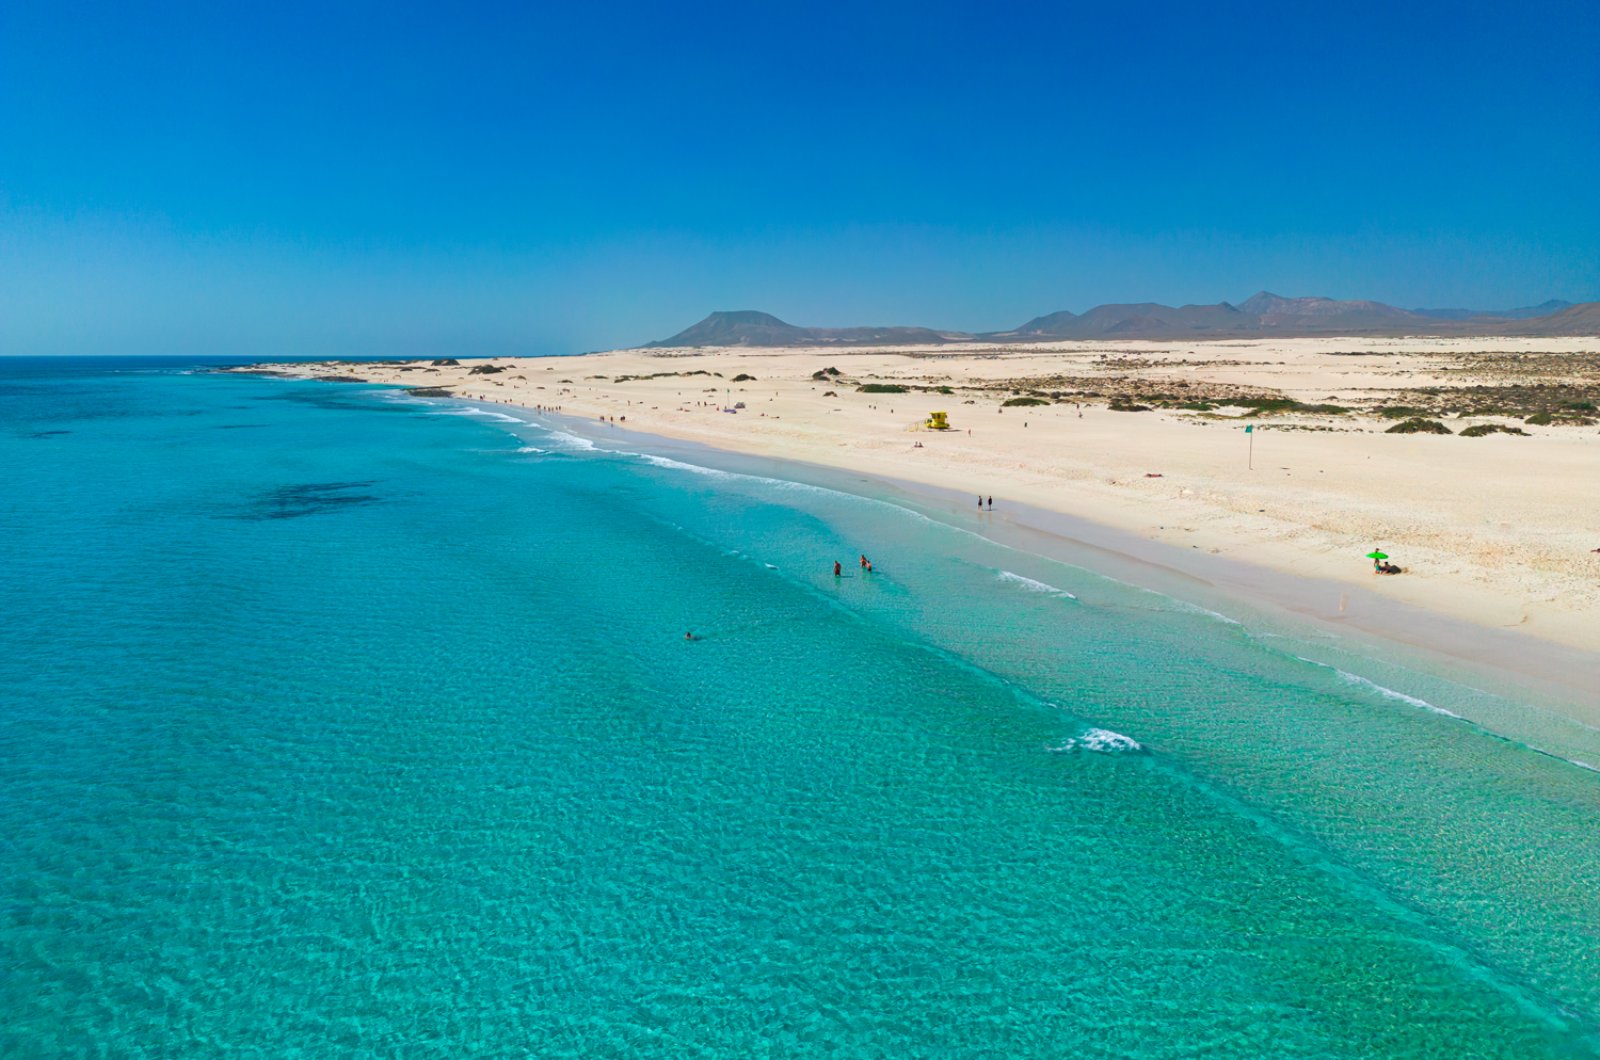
(1365, 549, 1389, 560)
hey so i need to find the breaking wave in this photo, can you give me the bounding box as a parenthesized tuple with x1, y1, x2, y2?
(998, 570, 1077, 599)
(433, 406, 527, 424)
(1051, 728, 1144, 754)
(634, 453, 737, 479)
(1296, 656, 1463, 719)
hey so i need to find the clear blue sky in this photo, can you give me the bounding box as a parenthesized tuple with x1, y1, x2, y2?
(2, 0, 1596, 356)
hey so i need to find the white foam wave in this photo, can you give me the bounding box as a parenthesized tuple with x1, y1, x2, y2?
(501, 427, 1036, 554)
(374, 391, 430, 406)
(764, 478, 858, 500)
(1296, 656, 1463, 719)
(515, 445, 547, 454)
(539, 429, 596, 452)
(635, 453, 736, 479)
(1051, 728, 1143, 754)
(1172, 601, 1241, 625)
(470, 409, 527, 424)
(998, 570, 1078, 599)
(1135, 588, 1241, 625)
(429, 406, 528, 424)
(1297, 659, 1600, 774)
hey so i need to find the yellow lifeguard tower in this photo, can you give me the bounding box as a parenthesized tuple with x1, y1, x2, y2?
(925, 410, 950, 431)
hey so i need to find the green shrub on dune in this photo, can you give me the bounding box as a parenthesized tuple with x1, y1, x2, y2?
(1385, 418, 1452, 435)
(1224, 396, 1349, 415)
(1526, 411, 1597, 426)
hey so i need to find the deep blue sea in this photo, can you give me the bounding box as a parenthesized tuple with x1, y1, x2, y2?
(4, 356, 1599, 1057)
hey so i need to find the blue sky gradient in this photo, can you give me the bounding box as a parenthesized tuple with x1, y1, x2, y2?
(2, 0, 1596, 355)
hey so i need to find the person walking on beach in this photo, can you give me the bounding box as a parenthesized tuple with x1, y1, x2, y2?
(978, 495, 983, 510)
(987, 496, 993, 509)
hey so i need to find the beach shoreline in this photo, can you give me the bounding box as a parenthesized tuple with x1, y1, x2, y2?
(517, 407, 1600, 718)
(225, 336, 1600, 687)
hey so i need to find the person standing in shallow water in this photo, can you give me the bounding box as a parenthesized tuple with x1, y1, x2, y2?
(834, 561, 842, 577)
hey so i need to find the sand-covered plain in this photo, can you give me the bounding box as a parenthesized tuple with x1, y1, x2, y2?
(245, 336, 1600, 656)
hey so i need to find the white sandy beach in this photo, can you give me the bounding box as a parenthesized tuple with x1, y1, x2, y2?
(249, 336, 1600, 658)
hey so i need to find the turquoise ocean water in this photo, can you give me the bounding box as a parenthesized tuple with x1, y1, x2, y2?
(3, 356, 1599, 1057)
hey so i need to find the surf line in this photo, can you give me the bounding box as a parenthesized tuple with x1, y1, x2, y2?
(1289, 654, 1600, 776)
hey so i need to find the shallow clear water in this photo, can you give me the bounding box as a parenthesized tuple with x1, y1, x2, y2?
(3, 358, 1598, 1056)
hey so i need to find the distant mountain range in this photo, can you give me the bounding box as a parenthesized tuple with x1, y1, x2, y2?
(644, 294, 1597, 347)
(1411, 299, 1573, 321)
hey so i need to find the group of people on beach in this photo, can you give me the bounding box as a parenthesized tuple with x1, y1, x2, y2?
(978, 495, 994, 510)
(833, 554, 876, 577)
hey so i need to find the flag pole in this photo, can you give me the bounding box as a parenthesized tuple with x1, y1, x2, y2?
(1247, 423, 1254, 470)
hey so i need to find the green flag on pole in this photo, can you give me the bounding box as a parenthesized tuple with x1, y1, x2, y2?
(1244, 424, 1253, 433)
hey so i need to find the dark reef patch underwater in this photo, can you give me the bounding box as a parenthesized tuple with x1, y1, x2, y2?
(235, 480, 383, 520)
